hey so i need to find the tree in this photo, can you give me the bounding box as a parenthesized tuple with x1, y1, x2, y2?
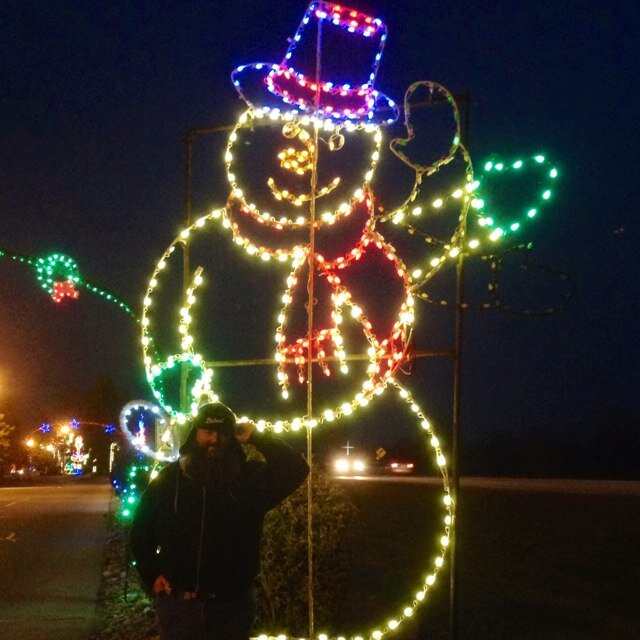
(79, 376, 126, 473)
(0, 413, 16, 472)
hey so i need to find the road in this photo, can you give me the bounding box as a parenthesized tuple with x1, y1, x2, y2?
(335, 474, 640, 495)
(0, 478, 112, 640)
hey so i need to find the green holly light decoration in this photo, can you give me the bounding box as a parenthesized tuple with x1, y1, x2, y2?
(474, 154, 559, 242)
(1, 247, 138, 320)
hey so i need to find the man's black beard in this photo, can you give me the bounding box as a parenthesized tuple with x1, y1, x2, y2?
(187, 442, 242, 490)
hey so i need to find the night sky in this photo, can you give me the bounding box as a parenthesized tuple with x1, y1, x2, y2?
(1, 0, 638, 448)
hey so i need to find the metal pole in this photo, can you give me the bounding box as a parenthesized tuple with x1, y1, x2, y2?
(449, 91, 470, 640)
(305, 15, 324, 639)
(202, 348, 455, 369)
(180, 131, 195, 415)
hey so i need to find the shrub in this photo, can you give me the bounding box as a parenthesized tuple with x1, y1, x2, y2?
(256, 464, 357, 636)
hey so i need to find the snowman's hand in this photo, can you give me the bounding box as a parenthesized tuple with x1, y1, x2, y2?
(390, 81, 461, 177)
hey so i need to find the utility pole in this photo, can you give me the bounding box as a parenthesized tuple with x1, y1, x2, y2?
(449, 91, 471, 640)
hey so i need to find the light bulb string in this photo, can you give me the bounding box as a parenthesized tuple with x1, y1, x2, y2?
(0, 246, 138, 320)
(415, 243, 575, 316)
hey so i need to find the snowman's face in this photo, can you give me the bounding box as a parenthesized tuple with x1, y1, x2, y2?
(225, 109, 382, 228)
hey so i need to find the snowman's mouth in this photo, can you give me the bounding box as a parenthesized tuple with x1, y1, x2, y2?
(267, 175, 341, 206)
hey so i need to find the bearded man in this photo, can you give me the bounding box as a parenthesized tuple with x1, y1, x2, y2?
(130, 402, 309, 640)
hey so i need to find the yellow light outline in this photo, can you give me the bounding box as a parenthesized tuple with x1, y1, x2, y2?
(226, 108, 382, 230)
(250, 381, 453, 640)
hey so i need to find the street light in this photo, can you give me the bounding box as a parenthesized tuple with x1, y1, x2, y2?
(25, 438, 35, 448)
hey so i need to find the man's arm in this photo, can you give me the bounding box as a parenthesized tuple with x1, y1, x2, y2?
(239, 423, 309, 511)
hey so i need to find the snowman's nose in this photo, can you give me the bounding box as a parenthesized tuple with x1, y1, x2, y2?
(278, 146, 313, 176)
(268, 125, 340, 205)
(277, 125, 315, 175)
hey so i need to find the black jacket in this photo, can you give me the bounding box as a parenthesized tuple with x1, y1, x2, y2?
(130, 431, 309, 593)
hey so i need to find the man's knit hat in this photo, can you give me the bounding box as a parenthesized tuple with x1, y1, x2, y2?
(192, 402, 237, 434)
(179, 402, 237, 455)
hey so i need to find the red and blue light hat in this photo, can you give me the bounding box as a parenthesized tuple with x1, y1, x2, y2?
(231, 1, 399, 125)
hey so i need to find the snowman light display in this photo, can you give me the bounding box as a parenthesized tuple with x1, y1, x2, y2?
(226, 2, 417, 401)
(133, 6, 456, 637)
(140, 1, 426, 424)
(127, 3, 563, 637)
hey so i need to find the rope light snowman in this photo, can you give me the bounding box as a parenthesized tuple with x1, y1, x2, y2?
(140, 2, 422, 427)
(126, 3, 562, 638)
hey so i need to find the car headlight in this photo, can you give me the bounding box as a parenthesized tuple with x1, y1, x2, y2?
(353, 459, 366, 472)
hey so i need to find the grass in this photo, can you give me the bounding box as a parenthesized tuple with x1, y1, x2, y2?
(333, 481, 640, 640)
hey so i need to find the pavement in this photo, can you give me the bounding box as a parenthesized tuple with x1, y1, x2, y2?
(0, 476, 112, 640)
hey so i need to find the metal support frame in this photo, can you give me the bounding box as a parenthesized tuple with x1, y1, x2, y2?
(180, 92, 471, 639)
(450, 91, 470, 640)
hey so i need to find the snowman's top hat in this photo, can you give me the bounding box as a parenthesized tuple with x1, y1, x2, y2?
(231, 1, 398, 125)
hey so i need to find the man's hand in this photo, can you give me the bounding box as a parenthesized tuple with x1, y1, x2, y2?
(152, 574, 171, 595)
(234, 420, 255, 443)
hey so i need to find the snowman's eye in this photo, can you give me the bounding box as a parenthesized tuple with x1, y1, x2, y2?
(282, 122, 301, 139)
(328, 132, 345, 151)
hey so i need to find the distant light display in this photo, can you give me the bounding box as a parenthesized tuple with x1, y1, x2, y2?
(70, 435, 88, 473)
(119, 401, 177, 462)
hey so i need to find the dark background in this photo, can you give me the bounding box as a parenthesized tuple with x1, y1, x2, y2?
(1, 0, 638, 476)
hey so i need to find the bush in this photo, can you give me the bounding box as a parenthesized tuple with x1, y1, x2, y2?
(256, 465, 357, 636)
